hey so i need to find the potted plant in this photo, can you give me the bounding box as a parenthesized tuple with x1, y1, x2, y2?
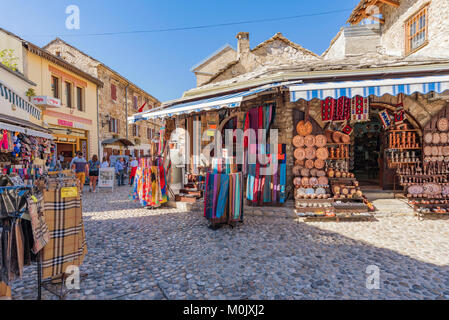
(26, 88, 35, 101)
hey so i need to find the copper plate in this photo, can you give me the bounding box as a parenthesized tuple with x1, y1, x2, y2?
(300, 168, 310, 177)
(292, 135, 304, 148)
(440, 132, 448, 144)
(314, 158, 325, 169)
(301, 177, 310, 186)
(295, 159, 304, 166)
(293, 177, 302, 186)
(424, 146, 432, 156)
(316, 170, 326, 177)
(437, 118, 449, 132)
(305, 159, 315, 169)
(292, 166, 302, 176)
(296, 120, 313, 136)
(294, 148, 306, 161)
(432, 132, 441, 144)
(309, 177, 318, 187)
(315, 135, 327, 148)
(432, 146, 439, 156)
(340, 134, 350, 144)
(332, 131, 342, 143)
(304, 135, 316, 147)
(316, 147, 329, 160)
(305, 147, 316, 160)
(424, 133, 433, 144)
(443, 146, 449, 156)
(310, 168, 317, 177)
(317, 176, 328, 185)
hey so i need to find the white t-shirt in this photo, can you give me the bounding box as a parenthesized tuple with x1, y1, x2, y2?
(130, 160, 138, 168)
(100, 161, 109, 168)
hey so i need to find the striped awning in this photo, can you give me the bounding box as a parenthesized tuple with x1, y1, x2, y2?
(129, 82, 290, 123)
(289, 75, 449, 102)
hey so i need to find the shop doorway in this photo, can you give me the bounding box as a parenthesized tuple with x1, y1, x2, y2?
(353, 118, 383, 189)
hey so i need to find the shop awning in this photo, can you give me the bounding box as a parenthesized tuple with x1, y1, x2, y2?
(289, 75, 449, 101)
(128, 82, 292, 123)
(101, 138, 135, 147)
(0, 114, 53, 139)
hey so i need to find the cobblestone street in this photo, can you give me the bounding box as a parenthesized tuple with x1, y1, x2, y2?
(11, 187, 449, 300)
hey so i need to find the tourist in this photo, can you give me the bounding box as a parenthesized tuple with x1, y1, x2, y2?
(129, 157, 138, 186)
(71, 151, 89, 192)
(101, 156, 109, 168)
(115, 157, 125, 186)
(88, 154, 100, 192)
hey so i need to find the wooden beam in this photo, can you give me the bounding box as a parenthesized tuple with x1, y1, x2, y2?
(377, 0, 400, 7)
(367, 15, 385, 24)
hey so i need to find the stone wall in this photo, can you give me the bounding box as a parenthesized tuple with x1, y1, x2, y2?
(381, 0, 449, 58)
(194, 47, 237, 86)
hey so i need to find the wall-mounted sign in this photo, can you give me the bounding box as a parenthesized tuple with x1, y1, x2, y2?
(99, 168, 115, 190)
(32, 95, 61, 108)
(58, 119, 74, 127)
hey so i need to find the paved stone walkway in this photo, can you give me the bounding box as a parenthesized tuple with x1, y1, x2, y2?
(10, 187, 449, 300)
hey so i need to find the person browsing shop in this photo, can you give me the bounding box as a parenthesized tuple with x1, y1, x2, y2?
(129, 157, 138, 186)
(115, 157, 125, 186)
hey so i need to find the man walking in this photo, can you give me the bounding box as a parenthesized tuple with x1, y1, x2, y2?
(115, 157, 125, 186)
(71, 151, 89, 192)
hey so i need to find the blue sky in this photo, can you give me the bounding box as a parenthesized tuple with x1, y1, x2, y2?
(0, 0, 360, 101)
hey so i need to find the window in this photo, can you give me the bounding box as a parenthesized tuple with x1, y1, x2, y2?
(111, 84, 117, 101)
(65, 81, 72, 108)
(133, 96, 138, 110)
(147, 128, 153, 139)
(109, 118, 119, 133)
(76, 86, 83, 111)
(51, 76, 60, 99)
(133, 124, 139, 137)
(405, 5, 428, 54)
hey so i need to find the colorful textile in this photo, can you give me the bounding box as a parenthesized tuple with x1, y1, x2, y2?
(131, 158, 168, 207)
(204, 172, 243, 223)
(341, 124, 353, 135)
(378, 109, 393, 129)
(321, 97, 335, 122)
(41, 188, 87, 279)
(26, 192, 49, 254)
(351, 96, 370, 122)
(333, 97, 351, 121)
(394, 103, 405, 125)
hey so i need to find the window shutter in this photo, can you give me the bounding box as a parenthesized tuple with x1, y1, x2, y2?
(117, 119, 120, 134)
(108, 119, 112, 132)
(111, 84, 117, 101)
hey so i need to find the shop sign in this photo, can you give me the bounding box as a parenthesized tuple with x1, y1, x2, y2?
(99, 168, 115, 190)
(61, 187, 78, 198)
(32, 95, 61, 108)
(58, 119, 74, 127)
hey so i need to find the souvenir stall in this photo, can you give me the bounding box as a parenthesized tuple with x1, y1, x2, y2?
(403, 104, 449, 219)
(131, 128, 170, 209)
(0, 121, 55, 184)
(291, 99, 374, 221)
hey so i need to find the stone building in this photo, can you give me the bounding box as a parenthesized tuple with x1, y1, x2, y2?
(132, 0, 449, 196)
(44, 38, 162, 159)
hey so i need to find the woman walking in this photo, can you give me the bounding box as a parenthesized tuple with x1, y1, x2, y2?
(88, 154, 100, 192)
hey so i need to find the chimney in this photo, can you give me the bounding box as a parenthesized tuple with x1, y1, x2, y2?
(236, 32, 250, 57)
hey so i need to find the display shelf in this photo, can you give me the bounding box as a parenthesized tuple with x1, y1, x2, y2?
(295, 198, 334, 203)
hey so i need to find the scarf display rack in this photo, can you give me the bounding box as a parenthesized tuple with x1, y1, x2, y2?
(131, 156, 169, 208)
(204, 171, 244, 229)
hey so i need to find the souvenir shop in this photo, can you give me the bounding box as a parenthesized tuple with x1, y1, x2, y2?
(288, 75, 449, 220)
(129, 85, 289, 227)
(0, 123, 87, 299)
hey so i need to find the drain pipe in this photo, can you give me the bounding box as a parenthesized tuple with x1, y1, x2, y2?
(96, 86, 101, 159)
(125, 83, 130, 154)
